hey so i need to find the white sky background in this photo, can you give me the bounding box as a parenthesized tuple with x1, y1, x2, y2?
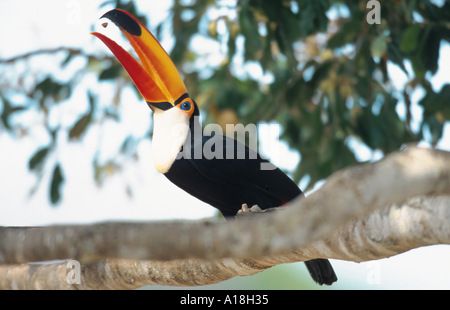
(0, 0, 450, 289)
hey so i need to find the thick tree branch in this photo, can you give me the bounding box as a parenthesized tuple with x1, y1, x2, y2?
(0, 195, 448, 289)
(0, 147, 449, 289)
(1, 147, 449, 264)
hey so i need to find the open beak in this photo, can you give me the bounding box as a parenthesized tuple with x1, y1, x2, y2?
(91, 9, 188, 111)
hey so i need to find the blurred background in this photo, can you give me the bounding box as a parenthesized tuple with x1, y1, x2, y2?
(1, 0, 450, 289)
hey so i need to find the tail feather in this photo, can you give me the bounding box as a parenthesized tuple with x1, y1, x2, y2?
(304, 259, 337, 286)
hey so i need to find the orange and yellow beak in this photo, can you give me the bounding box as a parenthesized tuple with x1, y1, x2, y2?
(91, 9, 191, 112)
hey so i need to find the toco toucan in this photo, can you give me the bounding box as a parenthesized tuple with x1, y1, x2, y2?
(92, 9, 337, 286)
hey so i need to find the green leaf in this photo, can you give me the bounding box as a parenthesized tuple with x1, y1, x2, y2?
(387, 43, 407, 73)
(239, 4, 263, 61)
(298, 0, 329, 36)
(28, 147, 50, 171)
(50, 164, 64, 205)
(422, 114, 444, 145)
(410, 52, 427, 79)
(371, 34, 387, 58)
(99, 63, 123, 80)
(419, 84, 450, 119)
(62, 51, 74, 67)
(120, 135, 135, 154)
(69, 92, 94, 140)
(422, 27, 441, 75)
(69, 114, 91, 140)
(0, 92, 27, 130)
(33, 76, 71, 103)
(326, 18, 360, 49)
(400, 24, 421, 53)
(87, 90, 96, 109)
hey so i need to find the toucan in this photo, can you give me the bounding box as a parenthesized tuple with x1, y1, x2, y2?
(92, 9, 337, 286)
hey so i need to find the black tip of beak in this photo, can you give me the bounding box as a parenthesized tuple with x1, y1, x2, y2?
(101, 9, 141, 36)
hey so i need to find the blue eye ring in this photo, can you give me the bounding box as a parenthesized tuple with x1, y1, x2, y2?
(180, 101, 191, 111)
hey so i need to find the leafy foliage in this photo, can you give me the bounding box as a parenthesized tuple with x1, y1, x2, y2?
(50, 163, 64, 205)
(0, 0, 449, 205)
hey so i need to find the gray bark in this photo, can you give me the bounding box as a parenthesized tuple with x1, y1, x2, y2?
(0, 147, 449, 289)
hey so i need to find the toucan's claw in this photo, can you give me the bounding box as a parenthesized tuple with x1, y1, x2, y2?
(235, 203, 263, 219)
(241, 204, 261, 213)
(239, 203, 250, 213)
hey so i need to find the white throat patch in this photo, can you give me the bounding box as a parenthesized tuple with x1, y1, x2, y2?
(152, 107, 190, 173)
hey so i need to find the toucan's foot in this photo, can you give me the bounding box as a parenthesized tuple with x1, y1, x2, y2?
(235, 203, 263, 219)
(235, 204, 284, 219)
(238, 203, 262, 214)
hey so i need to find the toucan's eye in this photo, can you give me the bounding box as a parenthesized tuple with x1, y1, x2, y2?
(180, 101, 191, 111)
